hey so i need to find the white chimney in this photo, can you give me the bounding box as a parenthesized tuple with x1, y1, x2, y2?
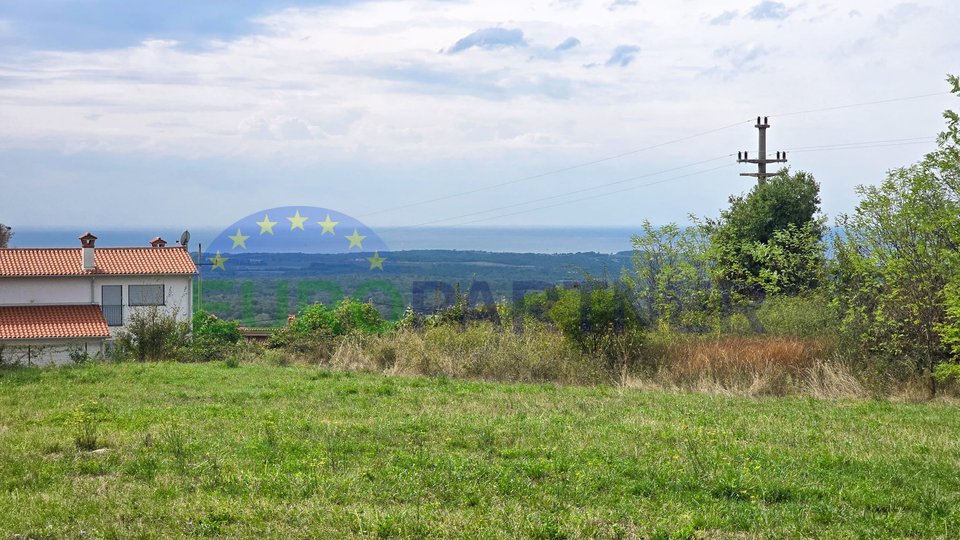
(79, 232, 97, 271)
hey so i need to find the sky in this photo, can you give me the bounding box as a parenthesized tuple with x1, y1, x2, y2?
(0, 0, 957, 233)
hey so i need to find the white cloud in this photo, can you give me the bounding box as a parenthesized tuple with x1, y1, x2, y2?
(0, 0, 956, 228)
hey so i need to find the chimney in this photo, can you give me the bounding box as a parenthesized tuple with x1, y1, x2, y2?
(150, 236, 167, 248)
(79, 232, 97, 271)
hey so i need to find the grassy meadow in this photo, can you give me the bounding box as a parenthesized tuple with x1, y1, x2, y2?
(1, 361, 959, 538)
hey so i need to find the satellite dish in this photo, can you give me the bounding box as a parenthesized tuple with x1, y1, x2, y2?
(179, 230, 191, 248)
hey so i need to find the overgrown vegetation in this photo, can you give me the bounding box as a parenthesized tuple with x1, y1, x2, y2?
(80, 76, 960, 400)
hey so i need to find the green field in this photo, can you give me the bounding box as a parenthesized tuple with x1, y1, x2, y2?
(1, 362, 958, 539)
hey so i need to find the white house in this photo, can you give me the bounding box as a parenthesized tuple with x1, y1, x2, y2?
(0, 233, 197, 365)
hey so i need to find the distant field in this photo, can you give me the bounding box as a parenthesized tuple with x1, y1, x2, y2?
(1, 362, 958, 538)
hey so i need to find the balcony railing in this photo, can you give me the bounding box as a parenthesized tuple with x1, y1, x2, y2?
(101, 305, 123, 327)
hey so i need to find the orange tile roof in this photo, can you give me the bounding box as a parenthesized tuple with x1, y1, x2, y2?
(0, 305, 111, 340)
(0, 247, 197, 277)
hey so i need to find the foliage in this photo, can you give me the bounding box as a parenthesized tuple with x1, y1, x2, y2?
(932, 362, 960, 385)
(628, 220, 720, 332)
(747, 221, 827, 296)
(187, 310, 243, 361)
(71, 401, 102, 451)
(268, 298, 387, 353)
(832, 79, 960, 374)
(707, 169, 826, 300)
(115, 307, 190, 361)
(524, 280, 645, 371)
(755, 293, 837, 339)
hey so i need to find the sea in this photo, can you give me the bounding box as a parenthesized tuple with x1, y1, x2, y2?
(11, 227, 639, 255)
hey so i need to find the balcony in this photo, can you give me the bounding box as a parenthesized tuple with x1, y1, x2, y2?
(101, 305, 123, 327)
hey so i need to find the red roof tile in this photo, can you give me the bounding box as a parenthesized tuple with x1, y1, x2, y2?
(0, 305, 111, 340)
(0, 247, 197, 277)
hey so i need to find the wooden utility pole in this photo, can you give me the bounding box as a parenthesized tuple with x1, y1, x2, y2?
(737, 116, 787, 184)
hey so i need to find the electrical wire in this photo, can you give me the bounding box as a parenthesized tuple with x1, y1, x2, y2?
(769, 91, 950, 118)
(360, 90, 950, 221)
(358, 120, 749, 219)
(434, 163, 737, 228)
(398, 154, 733, 229)
(397, 135, 944, 228)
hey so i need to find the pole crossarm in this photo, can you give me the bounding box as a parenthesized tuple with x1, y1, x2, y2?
(736, 116, 788, 184)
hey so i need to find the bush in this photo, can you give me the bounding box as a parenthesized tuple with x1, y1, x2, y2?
(524, 281, 646, 373)
(189, 310, 243, 361)
(268, 298, 388, 355)
(116, 307, 190, 361)
(756, 294, 837, 339)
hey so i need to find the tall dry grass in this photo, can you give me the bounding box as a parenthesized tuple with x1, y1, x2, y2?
(256, 322, 944, 400)
(323, 323, 607, 385)
(636, 334, 868, 397)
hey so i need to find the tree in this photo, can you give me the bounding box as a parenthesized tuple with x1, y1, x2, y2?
(707, 170, 826, 299)
(833, 75, 960, 378)
(629, 219, 720, 332)
(0, 224, 11, 248)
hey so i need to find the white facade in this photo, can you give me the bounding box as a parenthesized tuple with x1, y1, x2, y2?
(0, 338, 104, 366)
(0, 274, 193, 337)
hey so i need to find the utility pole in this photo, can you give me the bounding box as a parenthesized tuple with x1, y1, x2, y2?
(737, 116, 787, 184)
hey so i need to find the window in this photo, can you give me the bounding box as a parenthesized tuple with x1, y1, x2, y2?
(128, 284, 165, 306)
(102, 285, 123, 326)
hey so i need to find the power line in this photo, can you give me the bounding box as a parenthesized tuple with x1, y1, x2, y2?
(398, 136, 943, 228)
(438, 164, 737, 228)
(769, 91, 950, 119)
(785, 136, 936, 152)
(358, 120, 749, 219)
(400, 155, 733, 229)
(361, 90, 950, 221)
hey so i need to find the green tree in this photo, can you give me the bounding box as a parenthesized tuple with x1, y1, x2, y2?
(707, 170, 826, 299)
(833, 75, 960, 377)
(628, 219, 719, 332)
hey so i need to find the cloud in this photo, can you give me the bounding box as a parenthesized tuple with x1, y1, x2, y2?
(876, 3, 931, 35)
(238, 115, 323, 140)
(554, 36, 581, 51)
(747, 1, 791, 21)
(445, 27, 527, 54)
(608, 0, 638, 10)
(713, 43, 770, 69)
(604, 44, 640, 67)
(709, 10, 739, 25)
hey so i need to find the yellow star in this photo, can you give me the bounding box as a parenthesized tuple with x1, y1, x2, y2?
(228, 228, 250, 249)
(209, 251, 228, 271)
(318, 214, 339, 235)
(287, 210, 308, 231)
(256, 214, 277, 235)
(367, 251, 385, 271)
(345, 229, 366, 249)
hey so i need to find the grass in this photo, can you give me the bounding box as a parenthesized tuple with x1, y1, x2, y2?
(0, 362, 959, 538)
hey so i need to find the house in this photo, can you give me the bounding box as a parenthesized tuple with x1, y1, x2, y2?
(0, 233, 197, 365)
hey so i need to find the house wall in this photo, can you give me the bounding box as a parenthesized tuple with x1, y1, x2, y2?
(0, 274, 194, 336)
(0, 339, 104, 366)
(91, 275, 193, 336)
(0, 277, 90, 304)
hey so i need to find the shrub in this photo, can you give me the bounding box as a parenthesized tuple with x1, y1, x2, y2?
(189, 310, 243, 361)
(268, 298, 387, 355)
(115, 307, 190, 361)
(629, 220, 720, 332)
(756, 294, 837, 339)
(524, 281, 646, 373)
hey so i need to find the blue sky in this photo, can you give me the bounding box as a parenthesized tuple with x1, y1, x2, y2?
(0, 0, 957, 233)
